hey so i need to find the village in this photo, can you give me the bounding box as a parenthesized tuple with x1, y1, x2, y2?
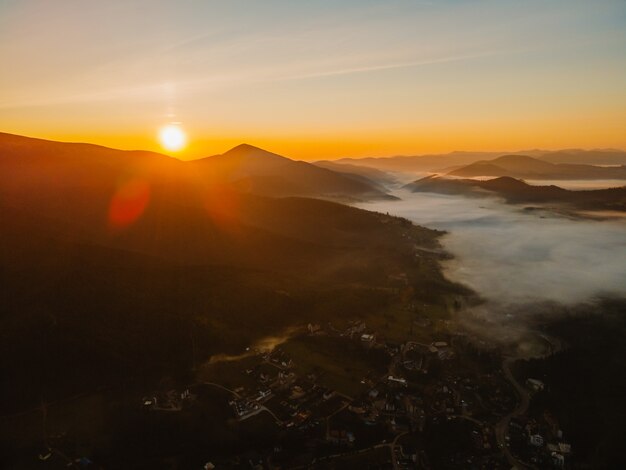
(141, 319, 574, 469)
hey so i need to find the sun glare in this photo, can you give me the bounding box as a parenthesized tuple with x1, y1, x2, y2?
(158, 124, 187, 152)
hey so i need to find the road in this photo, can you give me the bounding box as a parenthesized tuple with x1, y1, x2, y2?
(390, 431, 409, 470)
(494, 357, 533, 470)
(202, 381, 241, 398)
(494, 331, 562, 469)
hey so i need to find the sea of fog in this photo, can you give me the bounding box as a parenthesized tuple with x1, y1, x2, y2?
(357, 189, 626, 312)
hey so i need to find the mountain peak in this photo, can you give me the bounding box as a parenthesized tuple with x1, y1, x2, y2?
(229, 143, 261, 152)
(220, 143, 291, 163)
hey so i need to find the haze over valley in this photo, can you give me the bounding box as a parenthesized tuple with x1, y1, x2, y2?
(2, 1, 626, 468)
(2, 132, 626, 468)
(358, 188, 626, 336)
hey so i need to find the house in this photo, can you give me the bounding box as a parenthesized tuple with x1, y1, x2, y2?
(278, 370, 295, 383)
(361, 333, 375, 343)
(551, 452, 565, 467)
(231, 399, 259, 419)
(346, 322, 367, 337)
(526, 378, 545, 391)
(253, 389, 272, 402)
(349, 401, 368, 414)
(388, 375, 408, 386)
(557, 442, 571, 454)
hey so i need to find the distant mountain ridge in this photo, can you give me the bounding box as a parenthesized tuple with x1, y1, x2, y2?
(539, 149, 626, 165)
(312, 160, 397, 187)
(333, 149, 626, 173)
(405, 175, 626, 212)
(448, 154, 626, 180)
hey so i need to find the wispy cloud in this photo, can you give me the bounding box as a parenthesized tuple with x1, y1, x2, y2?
(273, 51, 502, 81)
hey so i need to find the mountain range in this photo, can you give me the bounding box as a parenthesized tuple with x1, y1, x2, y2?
(0, 132, 391, 203)
(0, 132, 456, 414)
(405, 175, 626, 212)
(193, 143, 392, 200)
(447, 154, 626, 180)
(332, 149, 626, 174)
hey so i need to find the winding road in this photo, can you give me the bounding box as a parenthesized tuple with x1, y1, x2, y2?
(494, 357, 533, 469)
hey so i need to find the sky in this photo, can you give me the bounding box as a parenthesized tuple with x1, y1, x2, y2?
(1, 0, 625, 160)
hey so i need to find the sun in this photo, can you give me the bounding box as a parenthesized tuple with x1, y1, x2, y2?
(158, 124, 187, 152)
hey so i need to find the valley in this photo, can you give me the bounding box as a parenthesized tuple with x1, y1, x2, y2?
(2, 134, 625, 469)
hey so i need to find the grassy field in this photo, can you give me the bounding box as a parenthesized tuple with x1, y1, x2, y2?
(361, 300, 452, 344)
(281, 335, 389, 397)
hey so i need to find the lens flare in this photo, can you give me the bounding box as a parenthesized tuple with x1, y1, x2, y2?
(108, 178, 151, 229)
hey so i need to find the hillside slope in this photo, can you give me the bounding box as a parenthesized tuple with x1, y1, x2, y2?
(192, 143, 391, 200)
(0, 133, 460, 414)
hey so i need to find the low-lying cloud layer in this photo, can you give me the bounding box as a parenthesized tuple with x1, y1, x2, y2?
(359, 189, 626, 314)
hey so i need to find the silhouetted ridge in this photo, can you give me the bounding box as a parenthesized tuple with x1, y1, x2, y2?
(193, 142, 392, 200)
(405, 175, 626, 210)
(219, 143, 290, 162)
(481, 176, 535, 189)
(0, 132, 391, 201)
(448, 153, 626, 180)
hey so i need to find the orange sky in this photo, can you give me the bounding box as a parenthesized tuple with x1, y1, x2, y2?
(1, 0, 625, 160)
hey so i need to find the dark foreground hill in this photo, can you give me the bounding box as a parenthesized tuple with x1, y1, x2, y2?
(0, 133, 463, 419)
(515, 299, 626, 469)
(405, 175, 626, 211)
